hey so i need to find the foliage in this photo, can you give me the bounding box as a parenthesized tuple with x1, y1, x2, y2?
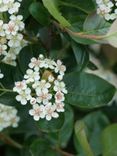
(0, 0, 117, 156)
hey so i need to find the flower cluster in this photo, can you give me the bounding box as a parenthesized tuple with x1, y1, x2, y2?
(0, 0, 27, 66)
(0, 103, 20, 132)
(13, 54, 67, 121)
(96, 0, 117, 21)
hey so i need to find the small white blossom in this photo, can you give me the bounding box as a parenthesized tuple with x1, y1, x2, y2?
(56, 102, 65, 112)
(45, 103, 59, 121)
(24, 69, 40, 83)
(55, 91, 65, 103)
(54, 80, 68, 94)
(33, 80, 51, 94)
(16, 88, 31, 105)
(43, 58, 56, 69)
(29, 57, 44, 71)
(8, 2, 21, 14)
(3, 21, 19, 35)
(10, 15, 25, 31)
(36, 91, 52, 105)
(55, 60, 66, 75)
(13, 80, 27, 93)
(7, 33, 23, 47)
(29, 104, 45, 121)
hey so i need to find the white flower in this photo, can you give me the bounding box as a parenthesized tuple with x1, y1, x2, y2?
(56, 102, 65, 112)
(3, 21, 19, 35)
(7, 33, 23, 47)
(55, 91, 65, 103)
(0, 44, 7, 56)
(55, 60, 66, 75)
(54, 80, 67, 94)
(24, 69, 40, 83)
(36, 92, 52, 105)
(29, 104, 45, 121)
(16, 88, 31, 105)
(44, 58, 56, 69)
(13, 80, 27, 93)
(0, 70, 4, 79)
(8, 2, 21, 14)
(33, 80, 51, 94)
(10, 15, 25, 31)
(29, 57, 44, 71)
(45, 103, 59, 121)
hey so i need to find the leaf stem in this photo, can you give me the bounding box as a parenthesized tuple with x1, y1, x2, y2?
(0, 88, 13, 93)
(0, 133, 23, 149)
(54, 147, 75, 156)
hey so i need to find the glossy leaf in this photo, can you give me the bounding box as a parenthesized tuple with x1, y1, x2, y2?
(29, 2, 50, 25)
(37, 114, 64, 133)
(75, 120, 94, 156)
(30, 138, 60, 156)
(64, 72, 116, 109)
(59, 105, 74, 147)
(42, 0, 71, 27)
(102, 124, 117, 156)
(72, 42, 89, 71)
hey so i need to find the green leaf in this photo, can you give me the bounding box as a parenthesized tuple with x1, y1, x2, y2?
(30, 138, 60, 156)
(102, 124, 117, 156)
(64, 72, 116, 109)
(0, 92, 17, 106)
(45, 106, 74, 148)
(83, 12, 110, 35)
(72, 42, 89, 71)
(75, 120, 94, 156)
(59, 0, 95, 14)
(77, 111, 110, 156)
(37, 114, 64, 133)
(66, 12, 110, 45)
(19, 0, 33, 20)
(59, 105, 74, 147)
(29, 2, 50, 25)
(42, 0, 71, 27)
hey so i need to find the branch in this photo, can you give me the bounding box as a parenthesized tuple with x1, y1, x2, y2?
(0, 133, 23, 149)
(54, 147, 75, 156)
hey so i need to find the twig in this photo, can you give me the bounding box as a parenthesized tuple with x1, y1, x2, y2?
(54, 147, 75, 156)
(0, 133, 23, 149)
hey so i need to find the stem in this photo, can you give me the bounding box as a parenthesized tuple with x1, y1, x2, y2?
(0, 133, 23, 149)
(0, 88, 13, 93)
(54, 147, 75, 156)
